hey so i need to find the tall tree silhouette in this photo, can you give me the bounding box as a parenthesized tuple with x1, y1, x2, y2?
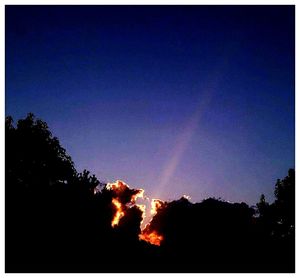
(6, 113, 76, 191)
(5, 114, 104, 271)
(274, 169, 295, 231)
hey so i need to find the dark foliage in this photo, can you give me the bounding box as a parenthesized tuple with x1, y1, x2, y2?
(5, 114, 295, 273)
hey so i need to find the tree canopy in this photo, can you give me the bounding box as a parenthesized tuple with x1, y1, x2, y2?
(5, 114, 295, 273)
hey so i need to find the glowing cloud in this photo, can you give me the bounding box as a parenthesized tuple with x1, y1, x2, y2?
(136, 204, 146, 226)
(131, 189, 144, 203)
(139, 230, 163, 246)
(106, 180, 145, 228)
(106, 180, 164, 246)
(151, 199, 164, 215)
(183, 194, 191, 200)
(106, 180, 129, 192)
(111, 198, 125, 227)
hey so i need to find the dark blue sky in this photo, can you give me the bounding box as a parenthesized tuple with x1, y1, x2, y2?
(6, 6, 294, 205)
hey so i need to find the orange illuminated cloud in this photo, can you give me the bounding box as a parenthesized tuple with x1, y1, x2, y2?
(107, 180, 145, 228)
(139, 230, 163, 246)
(107, 180, 164, 246)
(106, 180, 129, 192)
(111, 198, 125, 227)
(131, 189, 144, 203)
(136, 204, 146, 226)
(151, 198, 164, 215)
(138, 198, 164, 246)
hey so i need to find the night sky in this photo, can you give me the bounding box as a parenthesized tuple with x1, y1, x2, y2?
(6, 6, 294, 205)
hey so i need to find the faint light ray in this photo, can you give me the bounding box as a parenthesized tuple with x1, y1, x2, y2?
(157, 58, 240, 200)
(155, 93, 211, 197)
(153, 48, 232, 198)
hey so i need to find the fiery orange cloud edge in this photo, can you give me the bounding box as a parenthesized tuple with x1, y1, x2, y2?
(111, 198, 125, 228)
(106, 180, 168, 246)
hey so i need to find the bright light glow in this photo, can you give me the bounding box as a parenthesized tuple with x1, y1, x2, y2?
(131, 189, 144, 203)
(136, 204, 146, 226)
(139, 230, 163, 246)
(111, 198, 125, 227)
(151, 199, 164, 215)
(183, 194, 191, 200)
(107, 180, 164, 246)
(106, 180, 128, 192)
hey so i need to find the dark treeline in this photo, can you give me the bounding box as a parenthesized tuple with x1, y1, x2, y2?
(5, 114, 295, 273)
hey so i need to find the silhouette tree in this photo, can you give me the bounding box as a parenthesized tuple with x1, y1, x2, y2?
(5, 114, 103, 271)
(274, 169, 295, 230)
(6, 113, 76, 191)
(5, 114, 295, 273)
(257, 194, 268, 214)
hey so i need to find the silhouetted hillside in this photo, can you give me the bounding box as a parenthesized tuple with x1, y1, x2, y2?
(5, 114, 295, 273)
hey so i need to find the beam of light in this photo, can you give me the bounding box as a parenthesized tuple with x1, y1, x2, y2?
(154, 92, 212, 198)
(153, 53, 230, 199)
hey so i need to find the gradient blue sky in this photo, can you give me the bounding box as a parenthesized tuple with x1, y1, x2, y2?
(6, 6, 294, 205)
